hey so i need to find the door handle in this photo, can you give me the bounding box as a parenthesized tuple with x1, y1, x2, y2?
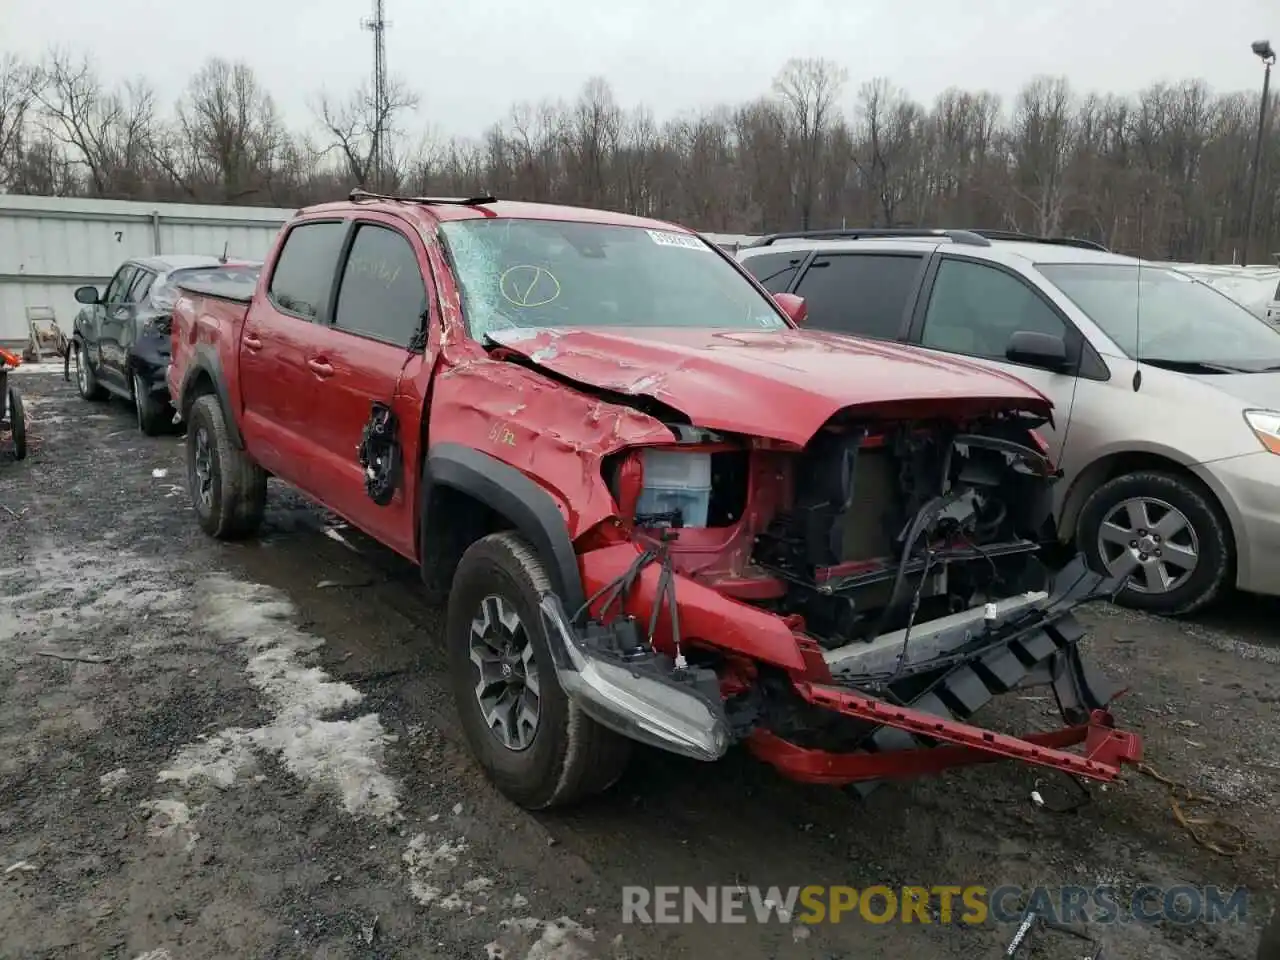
(243, 333, 263, 350)
(308, 358, 334, 378)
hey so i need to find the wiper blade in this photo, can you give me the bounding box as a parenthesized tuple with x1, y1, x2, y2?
(1142, 357, 1253, 374)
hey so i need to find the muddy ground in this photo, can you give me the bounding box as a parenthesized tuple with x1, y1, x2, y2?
(1, 367, 1277, 960)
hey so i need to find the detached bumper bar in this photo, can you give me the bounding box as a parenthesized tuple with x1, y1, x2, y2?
(538, 593, 732, 763)
(751, 691, 1141, 785)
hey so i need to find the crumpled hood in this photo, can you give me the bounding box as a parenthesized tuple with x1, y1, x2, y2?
(487, 326, 1052, 446)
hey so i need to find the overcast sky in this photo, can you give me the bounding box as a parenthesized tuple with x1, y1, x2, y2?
(3, 0, 1276, 137)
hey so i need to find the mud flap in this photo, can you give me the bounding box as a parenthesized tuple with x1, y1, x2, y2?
(357, 402, 402, 506)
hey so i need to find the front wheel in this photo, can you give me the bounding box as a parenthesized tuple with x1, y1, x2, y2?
(445, 531, 632, 809)
(185, 394, 267, 540)
(1077, 470, 1232, 616)
(74, 342, 107, 401)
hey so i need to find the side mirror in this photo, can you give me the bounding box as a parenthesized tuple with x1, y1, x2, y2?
(74, 285, 101, 305)
(773, 292, 807, 326)
(1006, 330, 1069, 371)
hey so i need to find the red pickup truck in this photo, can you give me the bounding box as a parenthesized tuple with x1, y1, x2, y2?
(167, 191, 1140, 810)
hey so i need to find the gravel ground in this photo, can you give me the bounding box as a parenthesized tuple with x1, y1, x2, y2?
(1, 367, 1278, 960)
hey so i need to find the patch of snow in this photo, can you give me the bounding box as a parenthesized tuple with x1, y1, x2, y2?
(403, 832, 470, 907)
(486, 917, 600, 960)
(99, 767, 130, 795)
(130, 951, 174, 960)
(164, 576, 401, 820)
(139, 798, 201, 851)
(159, 730, 256, 790)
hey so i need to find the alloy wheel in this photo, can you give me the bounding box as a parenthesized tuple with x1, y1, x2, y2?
(468, 594, 541, 751)
(192, 426, 214, 508)
(1096, 496, 1200, 594)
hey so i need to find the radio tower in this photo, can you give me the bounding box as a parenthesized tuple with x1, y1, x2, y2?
(362, 0, 389, 189)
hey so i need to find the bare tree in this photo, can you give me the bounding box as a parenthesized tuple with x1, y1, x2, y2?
(772, 58, 847, 229)
(314, 75, 419, 190)
(36, 50, 158, 197)
(170, 58, 286, 201)
(0, 54, 41, 189)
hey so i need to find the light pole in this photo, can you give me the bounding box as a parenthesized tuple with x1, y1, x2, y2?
(1243, 39, 1275, 265)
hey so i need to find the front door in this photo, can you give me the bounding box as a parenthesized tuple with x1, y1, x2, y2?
(304, 217, 435, 557)
(95, 264, 138, 392)
(911, 256, 1081, 464)
(239, 219, 350, 481)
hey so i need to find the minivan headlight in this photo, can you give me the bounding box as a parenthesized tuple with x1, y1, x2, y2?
(1243, 409, 1280, 454)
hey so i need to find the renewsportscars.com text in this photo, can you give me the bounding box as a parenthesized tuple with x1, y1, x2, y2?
(621, 884, 1249, 926)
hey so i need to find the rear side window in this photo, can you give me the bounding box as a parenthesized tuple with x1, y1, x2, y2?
(128, 270, 155, 302)
(333, 224, 427, 347)
(793, 253, 923, 340)
(268, 221, 348, 320)
(741, 251, 806, 293)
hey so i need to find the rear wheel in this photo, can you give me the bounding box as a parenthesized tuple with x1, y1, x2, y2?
(132, 371, 170, 436)
(1077, 470, 1231, 616)
(446, 531, 631, 809)
(186, 393, 267, 539)
(74, 342, 107, 401)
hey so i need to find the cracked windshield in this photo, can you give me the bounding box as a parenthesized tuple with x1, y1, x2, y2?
(440, 218, 788, 338)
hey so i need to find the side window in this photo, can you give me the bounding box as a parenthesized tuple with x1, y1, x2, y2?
(741, 251, 805, 293)
(128, 270, 155, 303)
(268, 221, 349, 320)
(920, 259, 1066, 360)
(333, 223, 427, 347)
(103, 265, 137, 305)
(793, 253, 923, 339)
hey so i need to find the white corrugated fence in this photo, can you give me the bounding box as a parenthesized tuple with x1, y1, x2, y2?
(0, 194, 295, 346)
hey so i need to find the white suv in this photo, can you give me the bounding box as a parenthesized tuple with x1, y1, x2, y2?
(737, 228, 1280, 617)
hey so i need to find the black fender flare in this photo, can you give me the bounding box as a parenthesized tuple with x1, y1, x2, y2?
(179, 345, 244, 449)
(424, 443, 585, 613)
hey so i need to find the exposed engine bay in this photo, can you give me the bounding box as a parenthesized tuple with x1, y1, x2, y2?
(752, 415, 1056, 649)
(602, 411, 1060, 659)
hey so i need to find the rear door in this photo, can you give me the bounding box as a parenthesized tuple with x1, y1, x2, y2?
(788, 250, 928, 341)
(905, 255, 1094, 462)
(239, 219, 349, 480)
(304, 216, 435, 557)
(94, 263, 138, 391)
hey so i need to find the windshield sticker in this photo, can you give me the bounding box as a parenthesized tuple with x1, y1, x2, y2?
(647, 230, 708, 251)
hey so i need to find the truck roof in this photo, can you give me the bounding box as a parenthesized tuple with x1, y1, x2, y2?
(295, 197, 693, 234)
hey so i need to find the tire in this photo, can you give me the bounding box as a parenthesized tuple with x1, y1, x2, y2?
(73, 342, 107, 401)
(7, 388, 25, 461)
(185, 393, 267, 540)
(1077, 470, 1232, 616)
(446, 531, 631, 809)
(132, 371, 170, 436)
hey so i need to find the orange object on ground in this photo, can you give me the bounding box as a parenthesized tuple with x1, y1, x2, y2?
(0, 347, 21, 368)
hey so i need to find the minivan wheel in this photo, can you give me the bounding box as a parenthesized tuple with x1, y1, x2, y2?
(445, 531, 631, 810)
(1077, 470, 1232, 617)
(185, 394, 267, 540)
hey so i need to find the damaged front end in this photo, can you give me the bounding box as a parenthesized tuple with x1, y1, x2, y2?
(536, 406, 1142, 790)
